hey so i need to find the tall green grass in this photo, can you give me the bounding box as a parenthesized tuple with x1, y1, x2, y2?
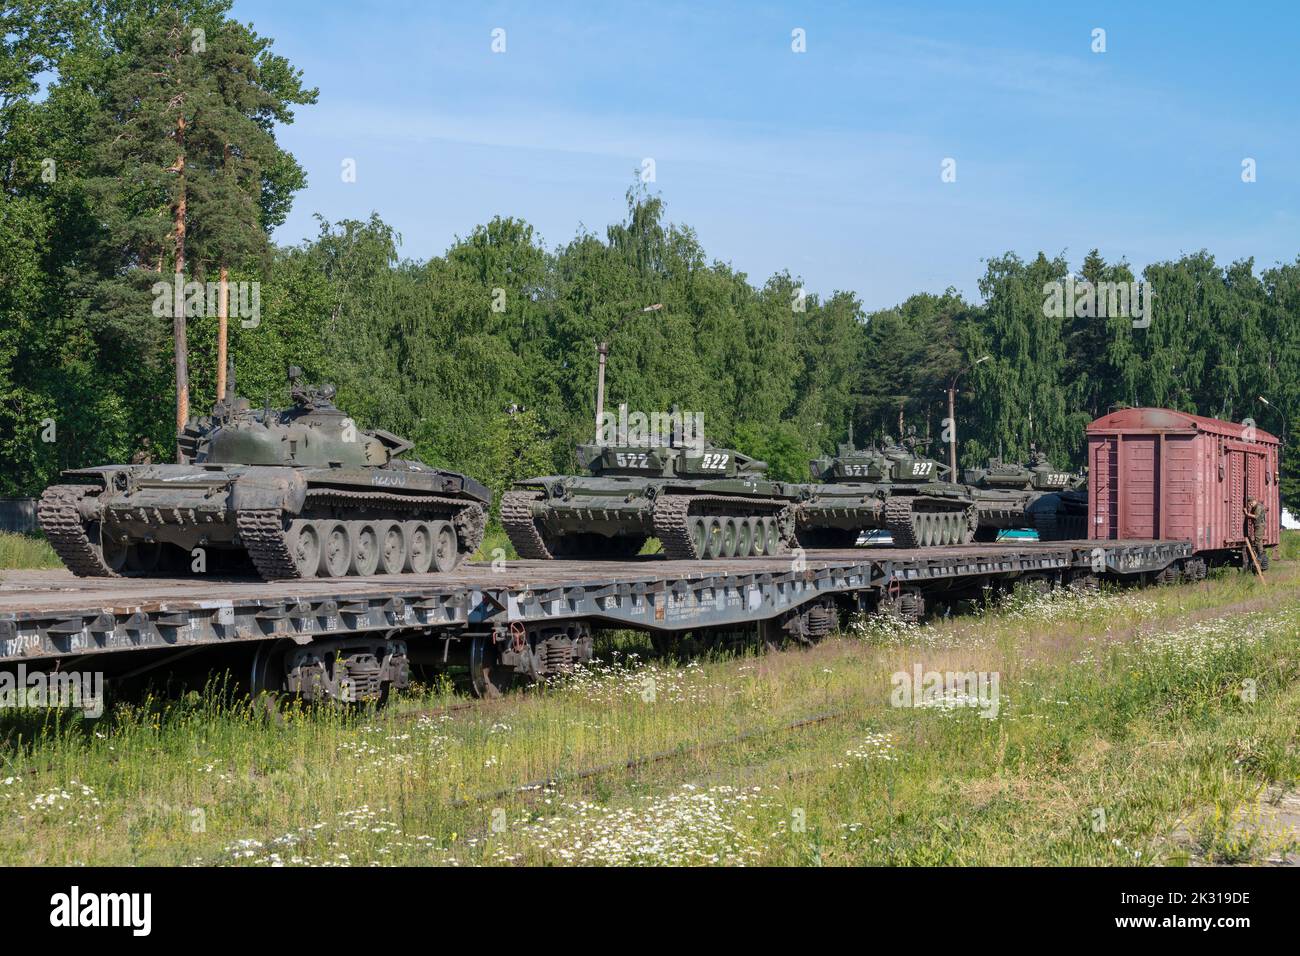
(1278, 528, 1300, 561)
(0, 532, 60, 570)
(0, 564, 1295, 866)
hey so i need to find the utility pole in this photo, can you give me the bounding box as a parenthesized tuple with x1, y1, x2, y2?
(594, 303, 663, 441)
(946, 355, 991, 476)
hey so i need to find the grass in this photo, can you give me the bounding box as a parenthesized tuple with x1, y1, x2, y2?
(1279, 528, 1300, 562)
(1, 558, 1297, 866)
(0, 532, 61, 570)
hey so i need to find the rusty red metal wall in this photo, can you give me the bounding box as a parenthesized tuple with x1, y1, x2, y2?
(1086, 408, 1280, 552)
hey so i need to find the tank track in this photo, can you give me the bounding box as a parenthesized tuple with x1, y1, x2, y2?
(883, 496, 976, 548)
(500, 490, 552, 559)
(36, 484, 118, 577)
(883, 497, 922, 548)
(239, 491, 489, 581)
(1033, 511, 1086, 542)
(651, 495, 697, 559)
(653, 494, 796, 560)
(236, 508, 298, 580)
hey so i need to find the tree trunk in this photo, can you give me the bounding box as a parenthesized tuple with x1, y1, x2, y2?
(216, 264, 228, 400)
(173, 113, 189, 461)
(215, 144, 231, 402)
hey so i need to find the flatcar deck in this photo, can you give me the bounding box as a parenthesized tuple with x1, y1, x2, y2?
(0, 539, 1191, 666)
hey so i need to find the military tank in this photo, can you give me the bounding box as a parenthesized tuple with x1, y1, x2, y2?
(962, 448, 1086, 541)
(37, 367, 490, 580)
(796, 436, 977, 549)
(501, 437, 800, 560)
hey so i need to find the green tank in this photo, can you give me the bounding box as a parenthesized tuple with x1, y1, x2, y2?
(796, 436, 977, 549)
(962, 449, 1086, 541)
(37, 367, 490, 580)
(501, 438, 800, 560)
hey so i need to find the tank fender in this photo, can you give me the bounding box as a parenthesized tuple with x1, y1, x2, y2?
(229, 469, 308, 515)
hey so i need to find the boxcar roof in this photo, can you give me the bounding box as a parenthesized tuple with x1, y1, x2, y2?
(1086, 407, 1279, 445)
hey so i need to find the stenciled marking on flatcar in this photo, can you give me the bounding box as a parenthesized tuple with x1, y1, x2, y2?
(4, 632, 42, 658)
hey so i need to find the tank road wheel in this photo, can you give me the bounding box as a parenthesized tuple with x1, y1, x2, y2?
(125, 541, 163, 573)
(736, 519, 754, 557)
(404, 521, 434, 574)
(431, 520, 461, 573)
(704, 517, 725, 559)
(378, 522, 407, 575)
(751, 519, 768, 555)
(689, 517, 709, 557)
(101, 533, 129, 573)
(318, 521, 352, 579)
(347, 521, 380, 577)
(721, 518, 739, 558)
(286, 520, 321, 578)
(764, 519, 780, 555)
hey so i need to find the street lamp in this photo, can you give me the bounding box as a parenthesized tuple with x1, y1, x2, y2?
(1258, 395, 1288, 446)
(595, 303, 663, 441)
(946, 355, 991, 476)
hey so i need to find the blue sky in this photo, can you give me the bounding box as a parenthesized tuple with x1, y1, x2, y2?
(231, 0, 1300, 309)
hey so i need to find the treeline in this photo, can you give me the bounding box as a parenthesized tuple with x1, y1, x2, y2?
(3, 1, 1298, 515)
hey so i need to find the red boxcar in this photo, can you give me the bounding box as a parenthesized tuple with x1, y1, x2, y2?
(1086, 408, 1280, 560)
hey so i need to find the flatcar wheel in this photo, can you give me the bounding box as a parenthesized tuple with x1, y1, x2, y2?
(248, 639, 289, 698)
(467, 634, 517, 699)
(379, 522, 406, 574)
(404, 520, 434, 573)
(704, 517, 724, 559)
(348, 521, 380, 576)
(431, 520, 460, 573)
(287, 520, 321, 578)
(721, 518, 738, 558)
(318, 521, 352, 578)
